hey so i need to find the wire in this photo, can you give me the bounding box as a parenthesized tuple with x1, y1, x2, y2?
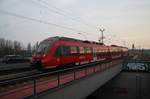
(32, 0, 98, 30)
(0, 9, 91, 34)
(38, 0, 75, 16)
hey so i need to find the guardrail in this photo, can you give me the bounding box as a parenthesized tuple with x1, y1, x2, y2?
(0, 60, 111, 85)
(0, 59, 123, 99)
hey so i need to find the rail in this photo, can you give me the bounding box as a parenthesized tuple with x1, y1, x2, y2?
(0, 59, 123, 98)
(0, 60, 107, 85)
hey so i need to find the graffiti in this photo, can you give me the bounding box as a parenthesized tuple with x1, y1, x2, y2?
(123, 62, 150, 71)
(127, 63, 147, 70)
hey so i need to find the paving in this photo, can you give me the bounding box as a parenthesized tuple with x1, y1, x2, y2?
(86, 71, 150, 99)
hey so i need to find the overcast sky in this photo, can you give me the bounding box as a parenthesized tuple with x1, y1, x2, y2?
(0, 0, 150, 49)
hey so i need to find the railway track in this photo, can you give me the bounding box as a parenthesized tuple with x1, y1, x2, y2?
(0, 59, 121, 85)
(0, 59, 122, 83)
(0, 69, 42, 82)
(0, 60, 109, 86)
(0, 59, 123, 99)
(0, 63, 33, 75)
(0, 61, 98, 93)
(0, 59, 123, 98)
(0, 63, 95, 86)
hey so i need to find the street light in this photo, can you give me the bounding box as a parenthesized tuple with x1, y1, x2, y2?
(99, 28, 105, 44)
(78, 33, 87, 40)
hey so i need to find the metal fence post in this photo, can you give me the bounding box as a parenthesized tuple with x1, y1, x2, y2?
(74, 69, 76, 80)
(58, 73, 60, 87)
(93, 66, 96, 73)
(85, 68, 87, 76)
(33, 79, 36, 97)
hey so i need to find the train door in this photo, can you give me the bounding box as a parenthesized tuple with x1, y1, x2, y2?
(93, 47, 97, 61)
(60, 45, 74, 66)
(107, 46, 111, 59)
(54, 45, 62, 66)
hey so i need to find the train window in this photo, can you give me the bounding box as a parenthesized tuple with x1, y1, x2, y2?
(62, 46, 70, 56)
(77, 47, 80, 53)
(37, 40, 51, 54)
(96, 52, 99, 56)
(55, 46, 62, 57)
(101, 52, 105, 56)
(70, 46, 77, 54)
(91, 48, 93, 53)
(86, 47, 92, 54)
(93, 48, 96, 53)
(100, 52, 103, 56)
(97, 52, 108, 56)
(79, 47, 85, 54)
(105, 52, 109, 56)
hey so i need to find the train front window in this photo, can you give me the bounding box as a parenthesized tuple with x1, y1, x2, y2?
(37, 40, 52, 54)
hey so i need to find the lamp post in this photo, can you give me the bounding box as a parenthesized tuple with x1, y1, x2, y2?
(78, 33, 87, 40)
(99, 28, 105, 44)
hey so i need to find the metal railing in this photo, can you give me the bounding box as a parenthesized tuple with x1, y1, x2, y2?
(31, 59, 122, 97)
(0, 59, 123, 99)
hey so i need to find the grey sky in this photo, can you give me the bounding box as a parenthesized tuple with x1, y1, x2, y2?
(0, 0, 150, 49)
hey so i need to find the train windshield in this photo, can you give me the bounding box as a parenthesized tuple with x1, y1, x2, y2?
(37, 40, 52, 54)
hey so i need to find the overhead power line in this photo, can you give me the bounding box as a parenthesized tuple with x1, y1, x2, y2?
(38, 0, 74, 16)
(32, 0, 98, 30)
(0, 9, 91, 34)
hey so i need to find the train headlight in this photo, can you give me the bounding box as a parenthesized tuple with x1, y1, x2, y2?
(42, 54, 47, 59)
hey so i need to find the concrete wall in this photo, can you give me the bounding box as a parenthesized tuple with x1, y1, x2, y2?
(36, 64, 122, 99)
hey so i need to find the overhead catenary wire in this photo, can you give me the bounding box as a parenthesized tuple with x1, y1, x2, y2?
(37, 0, 75, 17)
(0, 9, 91, 35)
(32, 0, 98, 30)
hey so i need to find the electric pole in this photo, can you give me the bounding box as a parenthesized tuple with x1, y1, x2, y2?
(99, 28, 105, 44)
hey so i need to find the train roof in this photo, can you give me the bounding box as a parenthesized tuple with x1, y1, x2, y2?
(45, 36, 104, 45)
(44, 36, 128, 49)
(110, 45, 128, 49)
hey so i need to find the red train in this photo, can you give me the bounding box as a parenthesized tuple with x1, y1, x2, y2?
(31, 36, 128, 69)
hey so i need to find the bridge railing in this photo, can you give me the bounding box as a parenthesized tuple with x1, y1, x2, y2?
(0, 59, 122, 99)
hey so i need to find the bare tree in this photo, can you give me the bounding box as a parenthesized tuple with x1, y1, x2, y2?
(0, 38, 24, 57)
